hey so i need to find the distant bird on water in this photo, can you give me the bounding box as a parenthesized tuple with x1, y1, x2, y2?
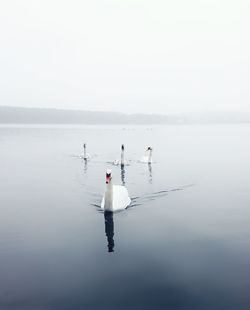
(82, 143, 91, 160)
(140, 147, 153, 163)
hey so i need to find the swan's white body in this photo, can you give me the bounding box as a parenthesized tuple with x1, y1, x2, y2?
(101, 170, 131, 212)
(140, 147, 153, 163)
(82, 144, 91, 160)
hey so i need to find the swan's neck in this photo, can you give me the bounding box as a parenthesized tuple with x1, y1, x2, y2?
(84, 146, 87, 158)
(148, 149, 152, 162)
(104, 181, 113, 211)
(121, 149, 125, 165)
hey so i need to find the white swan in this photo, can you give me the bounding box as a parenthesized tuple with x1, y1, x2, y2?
(101, 169, 131, 212)
(113, 144, 128, 166)
(140, 147, 153, 163)
(82, 143, 91, 160)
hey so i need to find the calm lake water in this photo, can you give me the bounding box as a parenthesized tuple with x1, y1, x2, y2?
(0, 124, 250, 310)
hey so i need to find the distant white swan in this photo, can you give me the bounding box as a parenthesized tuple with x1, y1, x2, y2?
(82, 143, 91, 160)
(113, 144, 128, 166)
(140, 147, 153, 163)
(101, 169, 131, 212)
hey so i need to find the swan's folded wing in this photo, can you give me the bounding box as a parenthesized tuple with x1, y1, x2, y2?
(113, 185, 131, 211)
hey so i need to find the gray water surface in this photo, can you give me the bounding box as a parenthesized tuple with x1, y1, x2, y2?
(0, 125, 250, 310)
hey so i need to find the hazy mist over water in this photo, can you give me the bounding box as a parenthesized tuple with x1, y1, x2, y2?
(1, 0, 250, 114)
(1, 124, 250, 309)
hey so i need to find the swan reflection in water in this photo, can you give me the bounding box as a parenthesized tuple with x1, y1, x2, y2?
(82, 158, 88, 174)
(121, 164, 126, 185)
(148, 163, 153, 184)
(104, 211, 115, 252)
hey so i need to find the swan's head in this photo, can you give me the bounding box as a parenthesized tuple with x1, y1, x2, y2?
(106, 169, 112, 184)
(147, 146, 153, 151)
(121, 144, 124, 151)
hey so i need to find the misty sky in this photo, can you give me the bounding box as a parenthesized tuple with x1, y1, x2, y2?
(0, 0, 249, 114)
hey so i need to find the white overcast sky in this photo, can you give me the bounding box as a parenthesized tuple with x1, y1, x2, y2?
(0, 0, 249, 114)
